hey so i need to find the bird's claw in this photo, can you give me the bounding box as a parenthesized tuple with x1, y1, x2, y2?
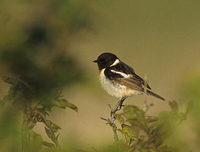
(117, 104, 125, 110)
(100, 117, 114, 125)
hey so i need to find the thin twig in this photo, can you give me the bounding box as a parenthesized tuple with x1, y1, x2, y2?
(100, 117, 119, 141)
(101, 97, 126, 140)
(113, 126, 119, 141)
(21, 111, 25, 152)
(21, 103, 30, 152)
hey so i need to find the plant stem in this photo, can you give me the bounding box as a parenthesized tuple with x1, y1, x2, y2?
(35, 111, 59, 147)
(21, 105, 30, 152)
(21, 112, 25, 152)
(112, 125, 119, 141)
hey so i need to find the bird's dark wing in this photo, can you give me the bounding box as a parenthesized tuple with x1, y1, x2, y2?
(104, 67, 165, 100)
(105, 62, 151, 90)
(116, 77, 144, 92)
(111, 61, 135, 75)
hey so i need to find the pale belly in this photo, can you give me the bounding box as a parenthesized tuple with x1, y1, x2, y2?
(99, 70, 141, 98)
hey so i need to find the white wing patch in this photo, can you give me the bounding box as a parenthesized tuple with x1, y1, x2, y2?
(111, 59, 120, 66)
(110, 70, 130, 78)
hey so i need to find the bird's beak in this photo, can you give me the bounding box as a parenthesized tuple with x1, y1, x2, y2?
(93, 60, 97, 63)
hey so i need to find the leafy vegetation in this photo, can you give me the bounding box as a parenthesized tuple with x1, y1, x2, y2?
(1, 76, 78, 149)
(0, 0, 91, 151)
(104, 101, 189, 152)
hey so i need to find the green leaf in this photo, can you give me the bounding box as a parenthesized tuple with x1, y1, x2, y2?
(28, 121, 36, 130)
(43, 141, 55, 148)
(5, 86, 23, 103)
(169, 101, 178, 112)
(45, 127, 54, 141)
(29, 131, 43, 151)
(127, 119, 145, 129)
(105, 140, 129, 152)
(117, 129, 123, 135)
(123, 105, 145, 120)
(46, 120, 61, 133)
(1, 76, 18, 85)
(122, 124, 136, 138)
(185, 100, 193, 116)
(146, 116, 158, 123)
(149, 110, 185, 146)
(122, 105, 146, 129)
(53, 98, 78, 112)
(115, 114, 124, 125)
(55, 134, 60, 141)
(176, 112, 187, 123)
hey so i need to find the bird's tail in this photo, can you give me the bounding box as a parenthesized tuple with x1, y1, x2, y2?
(147, 90, 165, 101)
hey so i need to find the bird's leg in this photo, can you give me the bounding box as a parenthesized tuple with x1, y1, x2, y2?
(111, 97, 126, 117)
(118, 97, 126, 110)
(101, 97, 127, 125)
(109, 97, 126, 124)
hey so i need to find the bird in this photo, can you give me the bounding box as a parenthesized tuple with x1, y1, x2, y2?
(93, 52, 165, 113)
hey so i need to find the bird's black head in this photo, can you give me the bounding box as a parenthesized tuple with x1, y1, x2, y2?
(93, 52, 118, 70)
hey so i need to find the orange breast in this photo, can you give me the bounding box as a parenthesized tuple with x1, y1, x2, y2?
(99, 69, 103, 75)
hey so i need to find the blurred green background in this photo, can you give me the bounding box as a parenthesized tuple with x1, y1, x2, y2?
(0, 0, 200, 151)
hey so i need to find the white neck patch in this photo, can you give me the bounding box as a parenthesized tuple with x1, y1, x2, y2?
(111, 59, 120, 66)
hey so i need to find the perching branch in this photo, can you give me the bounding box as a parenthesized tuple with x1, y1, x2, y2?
(100, 117, 119, 141)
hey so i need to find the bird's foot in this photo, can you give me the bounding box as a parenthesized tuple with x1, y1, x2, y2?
(117, 103, 125, 111)
(100, 117, 115, 125)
